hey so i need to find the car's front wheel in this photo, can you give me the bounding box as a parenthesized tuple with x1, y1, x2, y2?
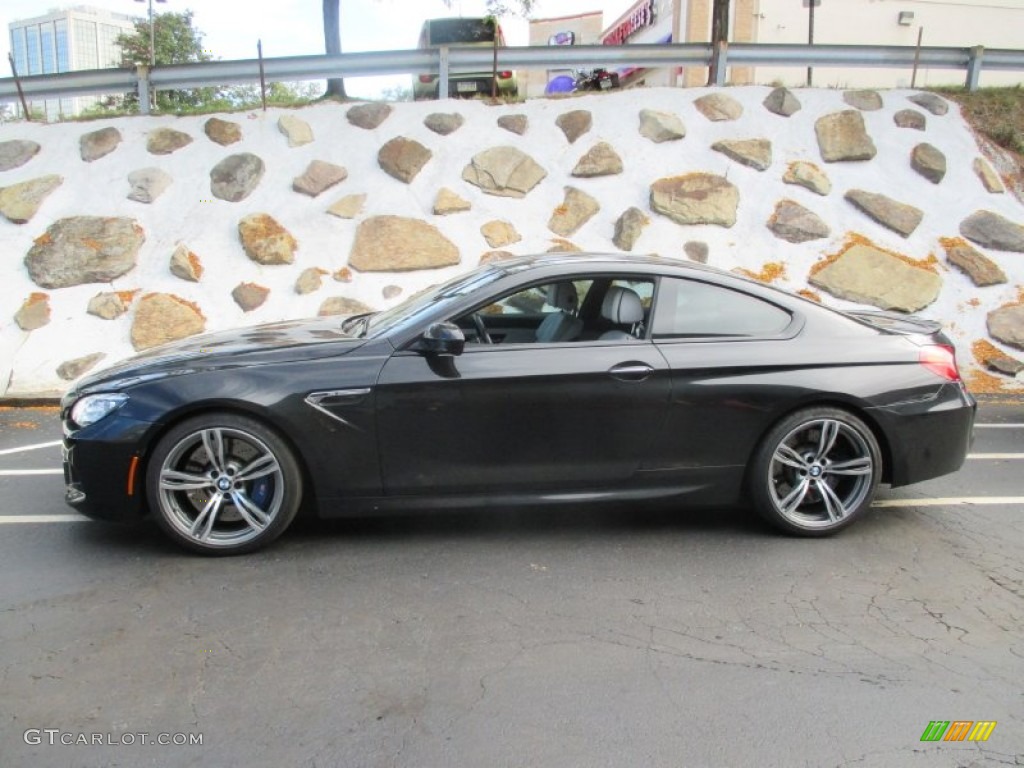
(749, 407, 881, 536)
(146, 413, 302, 555)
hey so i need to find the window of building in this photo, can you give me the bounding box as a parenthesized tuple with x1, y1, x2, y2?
(55, 19, 69, 72)
(73, 19, 98, 70)
(26, 25, 41, 75)
(41, 22, 55, 74)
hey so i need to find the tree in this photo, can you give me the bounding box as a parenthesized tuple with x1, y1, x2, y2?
(116, 10, 216, 111)
(320, 0, 534, 100)
(707, 0, 730, 85)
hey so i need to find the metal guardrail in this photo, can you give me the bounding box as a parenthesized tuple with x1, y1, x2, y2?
(2, 42, 1023, 114)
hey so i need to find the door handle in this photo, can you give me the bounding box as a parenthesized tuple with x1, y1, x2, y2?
(608, 362, 654, 381)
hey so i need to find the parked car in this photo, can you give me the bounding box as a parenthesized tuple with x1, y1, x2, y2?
(413, 17, 517, 99)
(61, 254, 975, 555)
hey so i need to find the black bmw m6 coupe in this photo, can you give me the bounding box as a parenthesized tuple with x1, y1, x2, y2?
(61, 254, 976, 554)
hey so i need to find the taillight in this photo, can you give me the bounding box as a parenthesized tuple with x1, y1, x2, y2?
(497, 70, 513, 79)
(919, 344, 961, 382)
(418, 75, 434, 84)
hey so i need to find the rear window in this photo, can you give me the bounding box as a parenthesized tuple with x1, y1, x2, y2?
(427, 19, 495, 45)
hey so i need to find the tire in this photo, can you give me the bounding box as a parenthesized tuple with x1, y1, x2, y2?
(749, 406, 881, 536)
(145, 412, 303, 555)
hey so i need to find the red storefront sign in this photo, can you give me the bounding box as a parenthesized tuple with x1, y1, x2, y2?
(601, 0, 655, 46)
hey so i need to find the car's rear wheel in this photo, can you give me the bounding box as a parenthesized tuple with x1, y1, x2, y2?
(146, 413, 302, 555)
(750, 407, 881, 536)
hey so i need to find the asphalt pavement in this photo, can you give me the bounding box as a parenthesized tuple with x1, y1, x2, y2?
(0, 401, 1022, 767)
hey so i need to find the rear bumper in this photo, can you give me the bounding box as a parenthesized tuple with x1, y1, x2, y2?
(869, 383, 976, 488)
(413, 74, 517, 99)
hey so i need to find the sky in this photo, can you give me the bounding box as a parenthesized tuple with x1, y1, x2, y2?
(1, 0, 636, 97)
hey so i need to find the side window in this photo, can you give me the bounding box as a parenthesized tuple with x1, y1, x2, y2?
(652, 278, 791, 339)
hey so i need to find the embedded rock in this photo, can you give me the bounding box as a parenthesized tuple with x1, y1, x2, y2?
(278, 114, 313, 147)
(809, 244, 942, 312)
(845, 189, 923, 237)
(783, 161, 831, 196)
(57, 353, 106, 381)
(988, 303, 1024, 351)
(547, 239, 582, 253)
(232, 282, 270, 312)
(548, 186, 599, 237)
(433, 187, 471, 215)
(0, 174, 62, 224)
(319, 296, 374, 316)
(204, 117, 242, 146)
(894, 109, 926, 130)
(843, 90, 883, 111)
(327, 193, 366, 219)
(462, 146, 546, 198)
(333, 267, 353, 283)
(79, 127, 121, 162)
(910, 143, 946, 184)
(960, 210, 1024, 252)
(571, 142, 623, 177)
(650, 173, 739, 228)
(346, 103, 392, 130)
(146, 127, 192, 155)
(378, 137, 432, 184)
(130, 293, 206, 351)
(497, 114, 528, 135)
(694, 93, 742, 121)
(981, 346, 1024, 376)
(210, 153, 265, 202)
(638, 109, 685, 142)
(942, 239, 1006, 286)
(767, 199, 830, 243)
(973, 158, 1004, 193)
(349, 216, 459, 272)
(815, 111, 877, 162)
(613, 207, 649, 251)
(424, 112, 464, 135)
(908, 92, 949, 116)
(711, 139, 772, 171)
(15, 293, 50, 331)
(25, 216, 143, 288)
(555, 110, 592, 143)
(480, 250, 515, 265)
(763, 87, 801, 117)
(295, 267, 326, 295)
(293, 159, 348, 197)
(383, 285, 402, 300)
(0, 140, 41, 171)
(684, 241, 709, 263)
(169, 244, 203, 282)
(481, 220, 520, 248)
(87, 292, 128, 320)
(238, 214, 297, 265)
(127, 167, 172, 203)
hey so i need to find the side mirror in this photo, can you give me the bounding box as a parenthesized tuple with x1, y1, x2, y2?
(421, 321, 465, 356)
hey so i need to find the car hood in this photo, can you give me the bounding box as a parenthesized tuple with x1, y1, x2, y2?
(74, 316, 368, 393)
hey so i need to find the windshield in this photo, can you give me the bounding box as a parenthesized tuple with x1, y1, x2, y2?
(365, 265, 506, 339)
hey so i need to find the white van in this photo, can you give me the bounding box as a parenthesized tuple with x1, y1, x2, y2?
(413, 17, 518, 100)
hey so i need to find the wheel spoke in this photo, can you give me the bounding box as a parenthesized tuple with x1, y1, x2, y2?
(189, 492, 224, 541)
(816, 479, 848, 522)
(774, 443, 809, 471)
(235, 452, 280, 482)
(815, 420, 840, 460)
(201, 428, 227, 473)
(230, 489, 270, 532)
(778, 476, 811, 514)
(826, 457, 873, 476)
(160, 469, 215, 491)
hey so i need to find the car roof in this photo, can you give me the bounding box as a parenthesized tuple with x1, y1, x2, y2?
(490, 252, 730, 279)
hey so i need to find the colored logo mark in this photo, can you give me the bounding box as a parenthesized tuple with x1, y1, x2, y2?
(920, 721, 997, 742)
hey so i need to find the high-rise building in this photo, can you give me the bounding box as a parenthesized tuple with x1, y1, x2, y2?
(8, 5, 137, 120)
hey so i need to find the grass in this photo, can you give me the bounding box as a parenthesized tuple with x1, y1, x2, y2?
(934, 85, 1024, 159)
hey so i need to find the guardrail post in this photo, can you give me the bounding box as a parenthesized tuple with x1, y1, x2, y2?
(714, 41, 728, 87)
(136, 64, 151, 115)
(439, 45, 449, 101)
(965, 45, 984, 91)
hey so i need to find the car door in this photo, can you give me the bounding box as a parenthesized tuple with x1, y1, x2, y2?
(374, 281, 671, 497)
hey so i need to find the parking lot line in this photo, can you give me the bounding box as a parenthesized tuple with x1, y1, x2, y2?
(0, 440, 62, 457)
(966, 453, 1024, 460)
(974, 424, 1024, 429)
(0, 515, 87, 524)
(873, 497, 1024, 507)
(0, 469, 64, 476)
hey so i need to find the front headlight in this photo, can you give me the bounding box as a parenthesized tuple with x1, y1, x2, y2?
(70, 393, 129, 427)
